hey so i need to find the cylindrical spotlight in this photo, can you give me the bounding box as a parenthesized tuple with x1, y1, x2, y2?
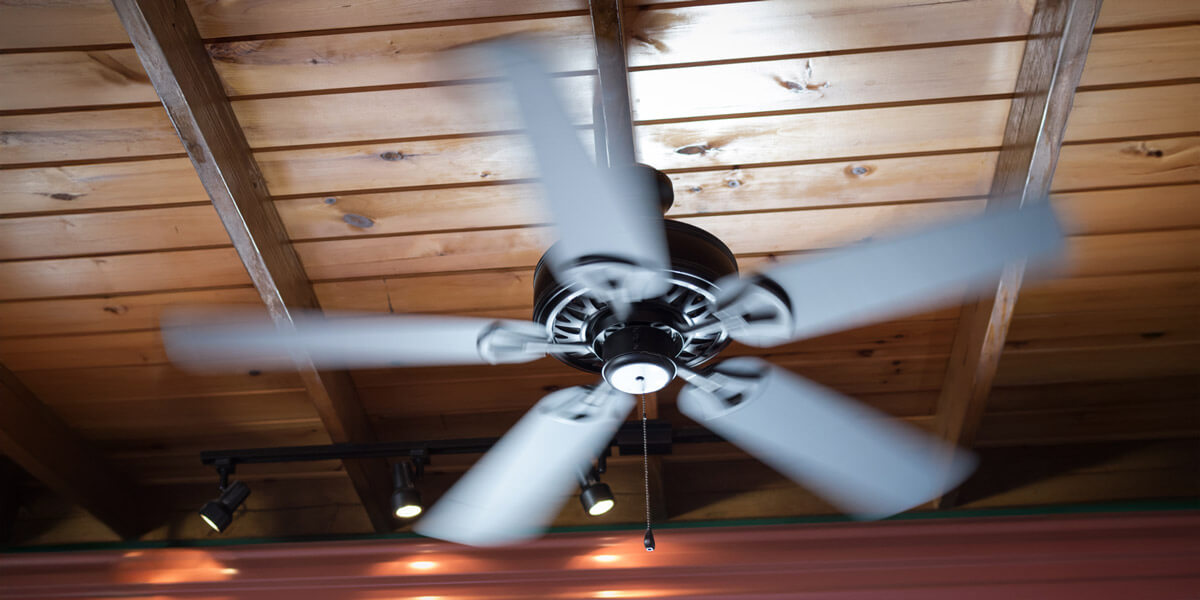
(199, 480, 250, 533)
(579, 475, 615, 516)
(392, 462, 423, 519)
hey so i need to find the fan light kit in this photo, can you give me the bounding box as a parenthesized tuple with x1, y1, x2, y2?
(169, 41, 1066, 547)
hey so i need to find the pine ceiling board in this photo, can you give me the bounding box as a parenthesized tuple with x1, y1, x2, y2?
(291, 199, 985, 280)
(1053, 136, 1199, 191)
(1095, 0, 1200, 28)
(0, 49, 157, 111)
(0, 0, 128, 51)
(233, 75, 597, 150)
(630, 42, 1025, 122)
(0, 205, 230, 260)
(209, 16, 596, 97)
(8, 23, 1194, 115)
(0, 0, 589, 50)
(0, 158, 209, 217)
(0, 248, 250, 302)
(977, 396, 1199, 446)
(4, 77, 1181, 172)
(1078, 26, 1200, 88)
(1063, 229, 1200, 278)
(0, 107, 181, 167)
(1051, 184, 1200, 236)
(988, 377, 1200, 414)
(276, 153, 997, 241)
(53, 392, 324, 442)
(1017, 271, 1200, 315)
(0, 330, 167, 371)
(0, 288, 260, 338)
(1005, 306, 1200, 354)
(257, 100, 1010, 196)
(16, 365, 304, 403)
(624, 0, 1032, 69)
(1063, 84, 1200, 142)
(189, 0, 589, 40)
(994, 343, 1200, 387)
(231, 41, 1026, 149)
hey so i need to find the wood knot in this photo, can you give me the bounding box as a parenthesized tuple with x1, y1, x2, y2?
(102, 305, 128, 315)
(675, 143, 715, 156)
(380, 151, 408, 161)
(342, 213, 374, 229)
(1120, 142, 1165, 158)
(845, 164, 874, 177)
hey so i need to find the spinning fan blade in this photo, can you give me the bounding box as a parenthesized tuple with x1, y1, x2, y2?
(678, 357, 976, 519)
(717, 203, 1064, 346)
(162, 308, 550, 371)
(415, 384, 634, 546)
(488, 41, 670, 307)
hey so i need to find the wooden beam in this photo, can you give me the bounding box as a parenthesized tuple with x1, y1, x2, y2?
(589, 0, 637, 166)
(0, 364, 158, 539)
(110, 0, 393, 531)
(934, 0, 1102, 507)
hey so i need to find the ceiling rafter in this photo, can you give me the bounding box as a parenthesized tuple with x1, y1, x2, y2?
(934, 0, 1103, 508)
(0, 363, 159, 539)
(110, 0, 394, 531)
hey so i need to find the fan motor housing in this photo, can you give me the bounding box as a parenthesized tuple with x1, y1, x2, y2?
(533, 219, 739, 383)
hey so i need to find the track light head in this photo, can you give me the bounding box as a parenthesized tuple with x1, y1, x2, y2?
(199, 480, 249, 533)
(578, 468, 615, 516)
(392, 461, 424, 519)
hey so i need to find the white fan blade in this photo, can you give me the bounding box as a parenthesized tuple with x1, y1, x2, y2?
(723, 203, 1064, 346)
(162, 307, 548, 371)
(415, 384, 634, 546)
(487, 41, 670, 302)
(678, 357, 976, 519)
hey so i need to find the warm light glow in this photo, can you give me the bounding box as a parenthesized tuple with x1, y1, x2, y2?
(413, 597, 442, 600)
(200, 513, 220, 531)
(409, 560, 437, 570)
(591, 554, 619, 563)
(220, 568, 239, 575)
(588, 498, 615, 516)
(395, 504, 423, 519)
(594, 592, 633, 599)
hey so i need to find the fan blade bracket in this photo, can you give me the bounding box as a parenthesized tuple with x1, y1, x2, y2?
(709, 276, 794, 348)
(477, 320, 558, 364)
(558, 258, 672, 319)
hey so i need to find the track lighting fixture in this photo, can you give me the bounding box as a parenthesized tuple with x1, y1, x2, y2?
(392, 457, 425, 519)
(199, 464, 249, 533)
(578, 468, 615, 516)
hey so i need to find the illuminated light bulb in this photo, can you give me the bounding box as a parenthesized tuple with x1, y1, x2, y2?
(394, 503, 423, 519)
(587, 498, 615, 516)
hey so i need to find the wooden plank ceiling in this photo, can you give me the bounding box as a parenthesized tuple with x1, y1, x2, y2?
(0, 0, 1197, 545)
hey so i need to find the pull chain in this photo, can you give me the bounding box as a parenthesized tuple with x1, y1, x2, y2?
(640, 391, 655, 551)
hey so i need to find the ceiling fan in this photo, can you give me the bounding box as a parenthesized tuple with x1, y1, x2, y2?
(164, 40, 1064, 547)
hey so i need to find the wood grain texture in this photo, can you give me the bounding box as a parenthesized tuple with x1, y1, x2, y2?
(935, 0, 1102, 508)
(112, 0, 393, 532)
(0, 158, 208, 217)
(0, 363, 158, 539)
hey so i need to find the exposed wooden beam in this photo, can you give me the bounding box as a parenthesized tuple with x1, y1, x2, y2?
(934, 0, 1102, 507)
(0, 364, 158, 539)
(589, 0, 637, 166)
(111, 0, 393, 531)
